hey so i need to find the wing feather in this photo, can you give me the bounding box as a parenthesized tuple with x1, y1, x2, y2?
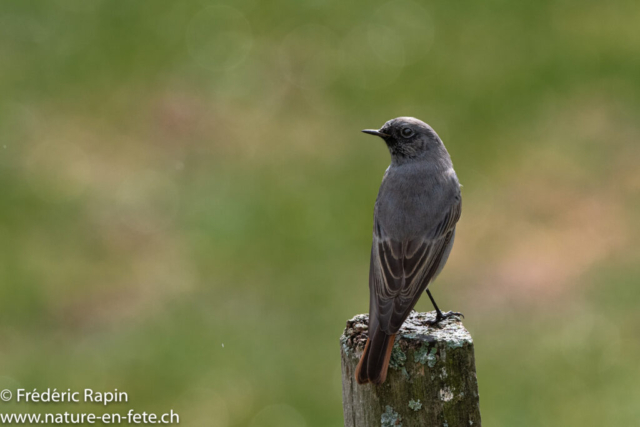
(370, 201, 461, 334)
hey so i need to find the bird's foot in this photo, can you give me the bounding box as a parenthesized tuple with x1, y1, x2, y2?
(425, 311, 464, 329)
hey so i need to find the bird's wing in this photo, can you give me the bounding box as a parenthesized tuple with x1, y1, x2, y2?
(369, 200, 461, 334)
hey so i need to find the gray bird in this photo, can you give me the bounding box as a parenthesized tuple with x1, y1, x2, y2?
(355, 117, 462, 385)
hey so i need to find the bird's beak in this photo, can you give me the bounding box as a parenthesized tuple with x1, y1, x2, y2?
(362, 129, 389, 138)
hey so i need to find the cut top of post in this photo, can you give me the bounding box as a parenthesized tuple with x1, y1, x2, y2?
(341, 311, 473, 359)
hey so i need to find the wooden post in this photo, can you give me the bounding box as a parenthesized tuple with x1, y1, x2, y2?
(340, 312, 481, 427)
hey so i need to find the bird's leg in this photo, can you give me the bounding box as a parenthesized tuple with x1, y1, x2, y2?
(425, 289, 464, 328)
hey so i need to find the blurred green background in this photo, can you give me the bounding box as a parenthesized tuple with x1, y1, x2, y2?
(1, 0, 639, 425)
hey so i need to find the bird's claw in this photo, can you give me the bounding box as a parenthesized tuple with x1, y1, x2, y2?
(443, 311, 464, 320)
(425, 311, 464, 328)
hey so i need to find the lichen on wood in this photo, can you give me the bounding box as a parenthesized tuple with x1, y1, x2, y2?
(408, 400, 422, 411)
(340, 311, 481, 427)
(381, 405, 402, 427)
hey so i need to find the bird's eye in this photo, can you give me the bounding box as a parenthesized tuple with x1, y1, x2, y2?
(400, 127, 414, 138)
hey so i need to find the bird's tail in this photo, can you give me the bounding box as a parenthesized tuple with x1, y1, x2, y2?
(355, 327, 396, 385)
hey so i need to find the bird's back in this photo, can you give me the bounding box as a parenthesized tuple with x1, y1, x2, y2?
(375, 160, 460, 242)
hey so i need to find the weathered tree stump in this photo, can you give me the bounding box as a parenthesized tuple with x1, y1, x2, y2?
(340, 311, 481, 427)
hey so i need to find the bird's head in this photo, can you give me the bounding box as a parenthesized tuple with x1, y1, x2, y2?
(362, 117, 446, 164)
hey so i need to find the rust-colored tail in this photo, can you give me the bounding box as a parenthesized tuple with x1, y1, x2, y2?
(355, 328, 396, 385)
